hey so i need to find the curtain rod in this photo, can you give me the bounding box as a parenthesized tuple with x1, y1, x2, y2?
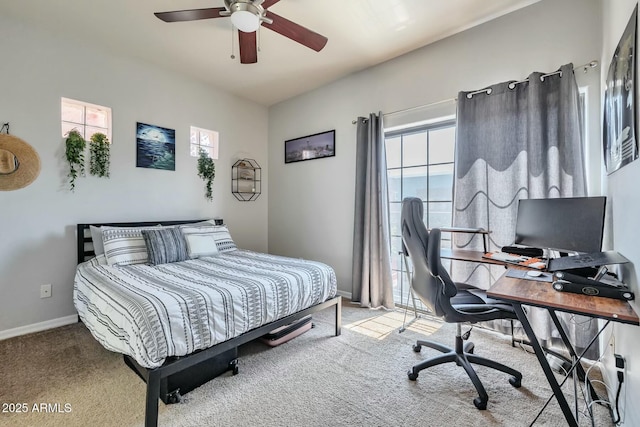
(465, 60, 599, 98)
(352, 60, 598, 124)
(352, 97, 455, 124)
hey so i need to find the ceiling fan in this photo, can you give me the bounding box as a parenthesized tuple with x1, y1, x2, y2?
(154, 0, 328, 64)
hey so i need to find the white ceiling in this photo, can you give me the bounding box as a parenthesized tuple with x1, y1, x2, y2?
(2, 0, 539, 106)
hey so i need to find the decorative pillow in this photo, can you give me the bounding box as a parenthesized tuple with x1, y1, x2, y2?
(90, 225, 105, 256)
(102, 226, 163, 266)
(180, 227, 219, 258)
(141, 228, 189, 265)
(179, 224, 236, 257)
(210, 225, 237, 253)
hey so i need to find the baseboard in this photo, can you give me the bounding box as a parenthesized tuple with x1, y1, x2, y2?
(0, 314, 78, 341)
(336, 290, 352, 300)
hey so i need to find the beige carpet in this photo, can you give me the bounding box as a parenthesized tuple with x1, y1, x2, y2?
(0, 301, 612, 427)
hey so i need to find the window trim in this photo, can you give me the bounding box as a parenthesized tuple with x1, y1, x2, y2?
(190, 126, 219, 159)
(61, 97, 112, 141)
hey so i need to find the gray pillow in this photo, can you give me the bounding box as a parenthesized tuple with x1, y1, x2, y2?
(141, 228, 189, 265)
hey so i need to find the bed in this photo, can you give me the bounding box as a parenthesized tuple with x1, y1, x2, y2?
(73, 220, 341, 427)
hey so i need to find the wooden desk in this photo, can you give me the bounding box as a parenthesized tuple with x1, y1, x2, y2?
(488, 269, 639, 426)
(440, 248, 639, 425)
(441, 248, 506, 266)
(488, 273, 639, 325)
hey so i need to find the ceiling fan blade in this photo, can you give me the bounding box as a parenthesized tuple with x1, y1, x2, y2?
(262, 0, 282, 8)
(154, 8, 227, 22)
(239, 31, 258, 64)
(263, 11, 327, 52)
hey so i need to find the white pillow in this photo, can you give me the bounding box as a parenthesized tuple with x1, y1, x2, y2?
(183, 233, 219, 258)
(102, 226, 163, 266)
(201, 223, 237, 253)
(179, 224, 235, 258)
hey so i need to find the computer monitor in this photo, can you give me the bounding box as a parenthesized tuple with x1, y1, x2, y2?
(514, 196, 606, 254)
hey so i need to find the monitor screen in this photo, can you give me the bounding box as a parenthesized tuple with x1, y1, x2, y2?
(514, 196, 606, 253)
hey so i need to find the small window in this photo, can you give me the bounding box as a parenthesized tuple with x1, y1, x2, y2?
(61, 98, 112, 141)
(190, 126, 219, 159)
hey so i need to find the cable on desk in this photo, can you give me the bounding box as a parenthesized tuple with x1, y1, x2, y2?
(529, 320, 610, 426)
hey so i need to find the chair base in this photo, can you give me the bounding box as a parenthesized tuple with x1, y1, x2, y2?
(407, 334, 522, 410)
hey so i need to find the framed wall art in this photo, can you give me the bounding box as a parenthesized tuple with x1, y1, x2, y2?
(603, 5, 638, 174)
(136, 122, 176, 171)
(285, 130, 335, 164)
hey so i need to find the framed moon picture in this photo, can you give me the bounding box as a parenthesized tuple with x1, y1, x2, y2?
(136, 122, 176, 171)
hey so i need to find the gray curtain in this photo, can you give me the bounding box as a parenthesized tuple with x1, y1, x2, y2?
(453, 64, 598, 358)
(352, 112, 395, 309)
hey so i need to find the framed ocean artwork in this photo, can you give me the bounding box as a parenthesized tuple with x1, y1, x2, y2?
(136, 122, 176, 171)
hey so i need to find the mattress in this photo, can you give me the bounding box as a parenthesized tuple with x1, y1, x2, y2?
(73, 249, 337, 368)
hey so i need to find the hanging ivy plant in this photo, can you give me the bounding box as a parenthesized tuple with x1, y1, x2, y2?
(89, 132, 111, 178)
(197, 149, 216, 201)
(65, 129, 86, 191)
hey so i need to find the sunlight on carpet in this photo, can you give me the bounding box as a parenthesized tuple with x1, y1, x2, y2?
(344, 310, 442, 340)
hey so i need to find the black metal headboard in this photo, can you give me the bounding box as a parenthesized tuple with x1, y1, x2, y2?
(77, 220, 206, 264)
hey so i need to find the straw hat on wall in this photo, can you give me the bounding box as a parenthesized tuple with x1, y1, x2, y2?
(0, 134, 41, 191)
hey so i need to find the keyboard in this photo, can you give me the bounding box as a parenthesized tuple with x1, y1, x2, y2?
(484, 252, 528, 263)
(484, 251, 547, 269)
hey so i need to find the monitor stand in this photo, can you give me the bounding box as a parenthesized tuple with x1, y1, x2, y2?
(547, 251, 630, 272)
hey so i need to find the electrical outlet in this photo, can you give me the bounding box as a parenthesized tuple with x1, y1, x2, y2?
(40, 284, 52, 298)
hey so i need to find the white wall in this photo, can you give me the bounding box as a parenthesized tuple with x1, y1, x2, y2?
(601, 1, 640, 425)
(0, 17, 268, 334)
(268, 0, 601, 296)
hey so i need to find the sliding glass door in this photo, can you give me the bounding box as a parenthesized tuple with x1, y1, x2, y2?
(385, 119, 456, 307)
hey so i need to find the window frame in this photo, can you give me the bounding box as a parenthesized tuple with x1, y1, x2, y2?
(190, 126, 219, 159)
(61, 97, 112, 141)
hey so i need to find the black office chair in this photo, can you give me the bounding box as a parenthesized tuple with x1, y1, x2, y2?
(401, 197, 522, 409)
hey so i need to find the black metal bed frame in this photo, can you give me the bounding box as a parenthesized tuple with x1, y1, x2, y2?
(77, 221, 342, 427)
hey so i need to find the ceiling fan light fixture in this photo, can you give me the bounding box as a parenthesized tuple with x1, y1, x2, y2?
(231, 10, 260, 32)
(229, 2, 261, 33)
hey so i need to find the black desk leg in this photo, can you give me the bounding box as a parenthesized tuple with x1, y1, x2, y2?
(512, 303, 578, 427)
(145, 369, 161, 427)
(548, 310, 599, 402)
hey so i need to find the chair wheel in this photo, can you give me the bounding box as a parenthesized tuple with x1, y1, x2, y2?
(473, 397, 487, 410)
(509, 376, 521, 388)
(412, 344, 422, 353)
(407, 370, 418, 381)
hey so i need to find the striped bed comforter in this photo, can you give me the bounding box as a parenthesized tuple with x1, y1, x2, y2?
(73, 250, 337, 368)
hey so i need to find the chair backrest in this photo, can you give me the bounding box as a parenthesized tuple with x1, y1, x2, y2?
(401, 197, 458, 319)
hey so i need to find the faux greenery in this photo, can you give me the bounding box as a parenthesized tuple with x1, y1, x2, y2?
(89, 132, 110, 178)
(65, 129, 86, 191)
(197, 149, 216, 201)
